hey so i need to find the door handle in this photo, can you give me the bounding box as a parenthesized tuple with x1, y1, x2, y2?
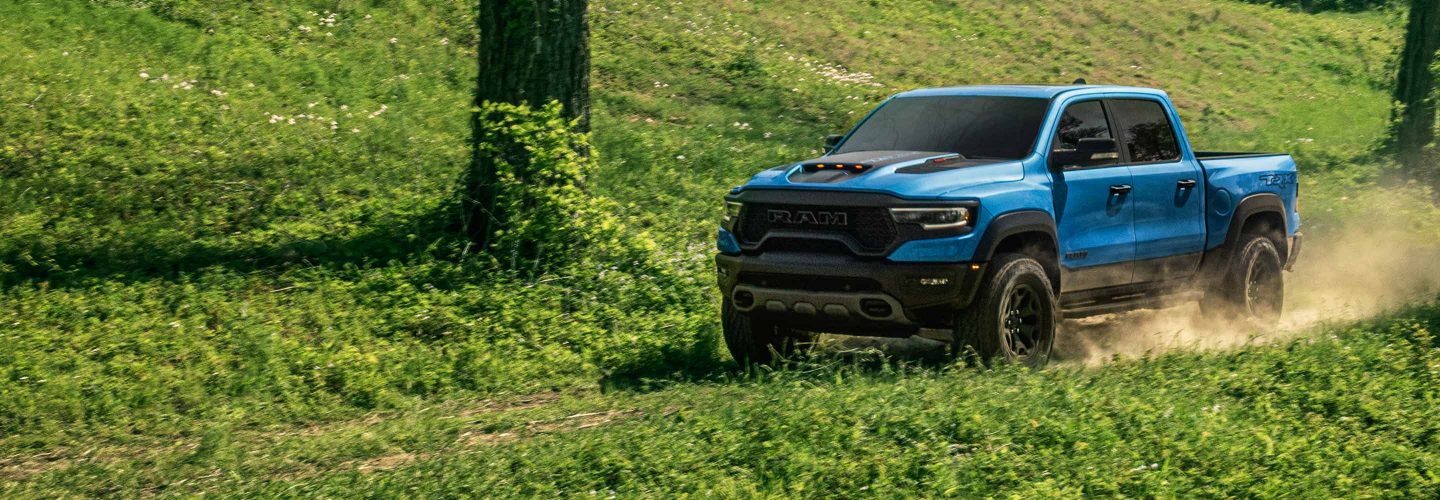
(1109, 184, 1132, 194)
(1177, 179, 1198, 188)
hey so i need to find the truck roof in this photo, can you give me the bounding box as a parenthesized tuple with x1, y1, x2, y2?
(894, 84, 1164, 100)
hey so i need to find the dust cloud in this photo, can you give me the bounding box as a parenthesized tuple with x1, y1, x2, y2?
(1054, 221, 1440, 365)
(820, 220, 1440, 365)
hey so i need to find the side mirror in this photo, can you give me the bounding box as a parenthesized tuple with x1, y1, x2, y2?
(823, 134, 844, 152)
(1051, 137, 1119, 169)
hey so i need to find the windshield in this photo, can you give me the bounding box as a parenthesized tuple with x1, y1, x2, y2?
(834, 96, 1049, 160)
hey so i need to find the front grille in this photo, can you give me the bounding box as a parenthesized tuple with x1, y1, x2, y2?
(737, 272, 882, 293)
(736, 203, 897, 253)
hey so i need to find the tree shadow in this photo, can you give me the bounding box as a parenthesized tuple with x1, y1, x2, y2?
(0, 204, 467, 290)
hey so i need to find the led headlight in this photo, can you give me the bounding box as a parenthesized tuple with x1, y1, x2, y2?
(722, 201, 744, 230)
(890, 207, 971, 230)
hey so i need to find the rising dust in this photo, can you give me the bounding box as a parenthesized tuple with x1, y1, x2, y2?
(826, 220, 1440, 366)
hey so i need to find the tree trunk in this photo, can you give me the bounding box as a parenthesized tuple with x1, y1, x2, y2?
(465, 0, 590, 247)
(1393, 0, 1440, 176)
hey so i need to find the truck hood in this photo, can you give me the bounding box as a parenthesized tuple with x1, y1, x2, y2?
(739, 150, 1025, 198)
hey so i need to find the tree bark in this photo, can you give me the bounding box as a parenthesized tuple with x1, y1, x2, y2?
(1393, 0, 1440, 174)
(466, 0, 590, 247)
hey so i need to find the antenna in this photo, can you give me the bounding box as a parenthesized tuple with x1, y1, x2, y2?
(1072, 78, 1088, 85)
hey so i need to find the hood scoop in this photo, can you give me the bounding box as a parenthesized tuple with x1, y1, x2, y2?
(788, 150, 956, 184)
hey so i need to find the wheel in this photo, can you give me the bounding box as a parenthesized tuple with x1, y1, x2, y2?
(1201, 233, 1284, 326)
(953, 253, 1058, 368)
(722, 298, 815, 366)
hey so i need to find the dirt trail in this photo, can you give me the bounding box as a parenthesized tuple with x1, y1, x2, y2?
(0, 391, 616, 483)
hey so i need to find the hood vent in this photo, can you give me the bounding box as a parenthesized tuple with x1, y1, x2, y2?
(787, 150, 953, 184)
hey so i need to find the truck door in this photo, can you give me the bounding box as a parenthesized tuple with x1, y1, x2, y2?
(1049, 100, 1137, 292)
(1107, 99, 1206, 282)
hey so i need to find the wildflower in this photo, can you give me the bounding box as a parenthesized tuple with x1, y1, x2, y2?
(675, 155, 686, 160)
(351, 128, 361, 133)
(308, 102, 318, 108)
(269, 115, 283, 123)
(440, 38, 450, 46)
(340, 105, 349, 111)
(210, 89, 226, 97)
(287, 118, 296, 125)
(138, 72, 149, 79)
(389, 37, 398, 45)
(298, 25, 313, 33)
(365, 14, 373, 20)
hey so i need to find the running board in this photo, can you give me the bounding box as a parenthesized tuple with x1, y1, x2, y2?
(1062, 290, 1202, 318)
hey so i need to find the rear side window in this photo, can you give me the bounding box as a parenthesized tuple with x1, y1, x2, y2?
(1109, 99, 1180, 163)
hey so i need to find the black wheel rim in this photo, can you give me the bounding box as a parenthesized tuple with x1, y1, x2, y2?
(1001, 284, 1045, 361)
(1244, 255, 1283, 318)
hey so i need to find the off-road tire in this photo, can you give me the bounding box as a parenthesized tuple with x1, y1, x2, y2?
(1200, 233, 1284, 326)
(722, 298, 815, 366)
(953, 253, 1058, 368)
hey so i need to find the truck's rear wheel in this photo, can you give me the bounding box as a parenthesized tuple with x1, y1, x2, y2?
(722, 298, 815, 366)
(952, 253, 1057, 368)
(1201, 233, 1284, 325)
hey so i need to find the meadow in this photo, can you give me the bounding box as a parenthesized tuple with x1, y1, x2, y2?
(3, 0, 1440, 495)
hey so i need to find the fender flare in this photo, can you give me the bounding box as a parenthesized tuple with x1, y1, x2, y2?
(1223, 193, 1287, 251)
(974, 210, 1058, 262)
(1198, 193, 1288, 285)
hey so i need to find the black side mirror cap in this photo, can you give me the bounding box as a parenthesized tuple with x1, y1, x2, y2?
(1077, 137, 1118, 154)
(823, 134, 844, 152)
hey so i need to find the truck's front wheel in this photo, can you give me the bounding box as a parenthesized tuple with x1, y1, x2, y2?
(953, 253, 1058, 368)
(1201, 233, 1284, 325)
(722, 298, 814, 366)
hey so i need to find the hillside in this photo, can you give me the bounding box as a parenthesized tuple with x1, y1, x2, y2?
(3, 0, 1440, 496)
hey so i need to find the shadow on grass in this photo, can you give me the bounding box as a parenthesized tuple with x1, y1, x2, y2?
(0, 206, 466, 290)
(597, 334, 961, 395)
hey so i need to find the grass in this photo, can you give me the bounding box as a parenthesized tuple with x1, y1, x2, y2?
(6, 304, 1440, 496)
(2, 0, 1439, 496)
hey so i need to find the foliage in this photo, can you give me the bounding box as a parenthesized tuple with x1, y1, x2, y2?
(472, 101, 659, 277)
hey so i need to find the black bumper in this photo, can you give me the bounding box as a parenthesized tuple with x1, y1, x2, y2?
(715, 252, 985, 336)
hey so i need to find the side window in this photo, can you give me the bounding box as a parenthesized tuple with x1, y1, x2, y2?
(1109, 99, 1180, 163)
(1051, 100, 1116, 168)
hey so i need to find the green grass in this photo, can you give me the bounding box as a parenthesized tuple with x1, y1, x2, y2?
(6, 304, 1440, 496)
(2, 0, 1440, 496)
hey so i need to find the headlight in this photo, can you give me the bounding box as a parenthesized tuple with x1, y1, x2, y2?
(722, 201, 743, 229)
(890, 207, 971, 230)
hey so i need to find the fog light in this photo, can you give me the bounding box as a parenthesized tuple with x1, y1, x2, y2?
(734, 291, 755, 308)
(860, 299, 892, 318)
(918, 277, 950, 286)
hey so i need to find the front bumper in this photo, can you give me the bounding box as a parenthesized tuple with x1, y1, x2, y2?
(716, 252, 986, 336)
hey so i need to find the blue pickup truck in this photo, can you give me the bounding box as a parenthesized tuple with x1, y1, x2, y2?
(715, 84, 1302, 367)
